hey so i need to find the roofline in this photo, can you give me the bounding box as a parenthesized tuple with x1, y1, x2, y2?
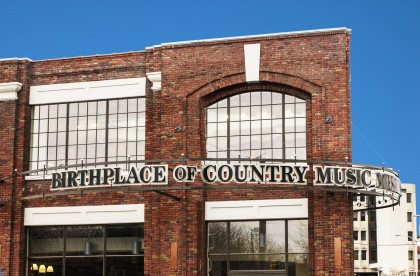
(147, 27, 351, 49)
(1, 27, 351, 62)
(0, 57, 32, 62)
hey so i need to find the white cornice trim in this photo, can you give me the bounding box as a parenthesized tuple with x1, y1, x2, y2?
(0, 82, 22, 101)
(24, 204, 145, 225)
(146, 71, 162, 92)
(30, 78, 146, 105)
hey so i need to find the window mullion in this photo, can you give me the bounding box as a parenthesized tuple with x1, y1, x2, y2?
(282, 94, 285, 161)
(105, 100, 109, 166)
(65, 103, 70, 170)
(227, 98, 230, 163)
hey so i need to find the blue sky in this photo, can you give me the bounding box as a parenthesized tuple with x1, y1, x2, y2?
(1, 1, 419, 212)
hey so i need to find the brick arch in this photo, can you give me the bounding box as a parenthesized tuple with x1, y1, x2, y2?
(186, 71, 322, 103)
(184, 71, 322, 160)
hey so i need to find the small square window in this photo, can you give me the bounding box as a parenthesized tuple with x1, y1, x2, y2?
(353, 231, 358, 240)
(408, 212, 412, 222)
(409, 250, 413, 260)
(407, 193, 412, 203)
(408, 231, 413, 241)
(361, 250, 367, 260)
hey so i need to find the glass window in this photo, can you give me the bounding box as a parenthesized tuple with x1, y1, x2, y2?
(354, 250, 358, 260)
(361, 231, 366, 241)
(206, 92, 306, 163)
(407, 193, 412, 203)
(361, 250, 367, 260)
(409, 250, 414, 260)
(360, 212, 366, 221)
(408, 231, 413, 241)
(353, 231, 358, 240)
(30, 97, 145, 173)
(353, 212, 358, 221)
(208, 219, 308, 276)
(408, 212, 412, 222)
(27, 224, 144, 276)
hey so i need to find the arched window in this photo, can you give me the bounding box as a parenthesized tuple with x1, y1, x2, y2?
(206, 91, 306, 162)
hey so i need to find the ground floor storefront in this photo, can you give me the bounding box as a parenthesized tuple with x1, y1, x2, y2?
(23, 198, 310, 276)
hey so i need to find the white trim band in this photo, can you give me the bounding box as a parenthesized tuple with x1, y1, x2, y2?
(29, 78, 146, 105)
(0, 82, 22, 101)
(205, 198, 308, 221)
(24, 204, 145, 226)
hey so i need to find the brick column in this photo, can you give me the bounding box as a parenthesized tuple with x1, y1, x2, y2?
(0, 81, 22, 275)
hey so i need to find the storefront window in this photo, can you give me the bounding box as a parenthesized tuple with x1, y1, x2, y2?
(206, 91, 306, 162)
(27, 224, 144, 276)
(30, 97, 145, 173)
(208, 220, 308, 275)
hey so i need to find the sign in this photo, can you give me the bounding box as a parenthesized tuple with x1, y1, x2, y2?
(50, 163, 401, 195)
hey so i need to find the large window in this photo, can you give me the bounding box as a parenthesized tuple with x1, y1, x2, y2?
(207, 220, 308, 276)
(30, 97, 145, 173)
(206, 91, 306, 162)
(27, 224, 144, 275)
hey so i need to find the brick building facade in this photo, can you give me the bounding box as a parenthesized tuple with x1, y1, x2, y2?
(0, 28, 356, 275)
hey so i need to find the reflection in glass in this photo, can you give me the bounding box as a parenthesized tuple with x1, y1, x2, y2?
(27, 224, 144, 275)
(206, 91, 306, 163)
(66, 225, 103, 256)
(209, 220, 306, 275)
(288, 220, 308, 254)
(29, 227, 63, 256)
(30, 97, 146, 172)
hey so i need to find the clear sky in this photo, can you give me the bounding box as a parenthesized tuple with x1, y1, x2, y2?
(1, 1, 419, 212)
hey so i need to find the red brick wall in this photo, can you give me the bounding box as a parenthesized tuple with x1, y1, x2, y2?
(0, 29, 353, 275)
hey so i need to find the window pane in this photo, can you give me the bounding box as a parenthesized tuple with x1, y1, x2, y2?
(58, 104, 67, 117)
(240, 93, 250, 106)
(218, 123, 227, 136)
(65, 257, 103, 275)
(77, 117, 87, 130)
(128, 98, 137, 113)
(288, 220, 308, 253)
(106, 224, 144, 255)
(106, 257, 144, 276)
(66, 225, 103, 256)
(68, 117, 78, 131)
(251, 92, 261, 105)
(40, 105, 49, 119)
(230, 221, 259, 253)
(218, 108, 228, 122)
(97, 101, 107, 114)
(261, 92, 271, 105)
(29, 227, 63, 256)
(251, 106, 261, 120)
(295, 103, 305, 117)
(78, 102, 87, 116)
(58, 118, 67, 131)
(208, 224, 228, 256)
(230, 107, 240, 121)
(285, 104, 295, 118)
(118, 99, 128, 113)
(206, 91, 305, 162)
(39, 119, 48, 133)
(241, 121, 251, 135)
(88, 101, 97, 115)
